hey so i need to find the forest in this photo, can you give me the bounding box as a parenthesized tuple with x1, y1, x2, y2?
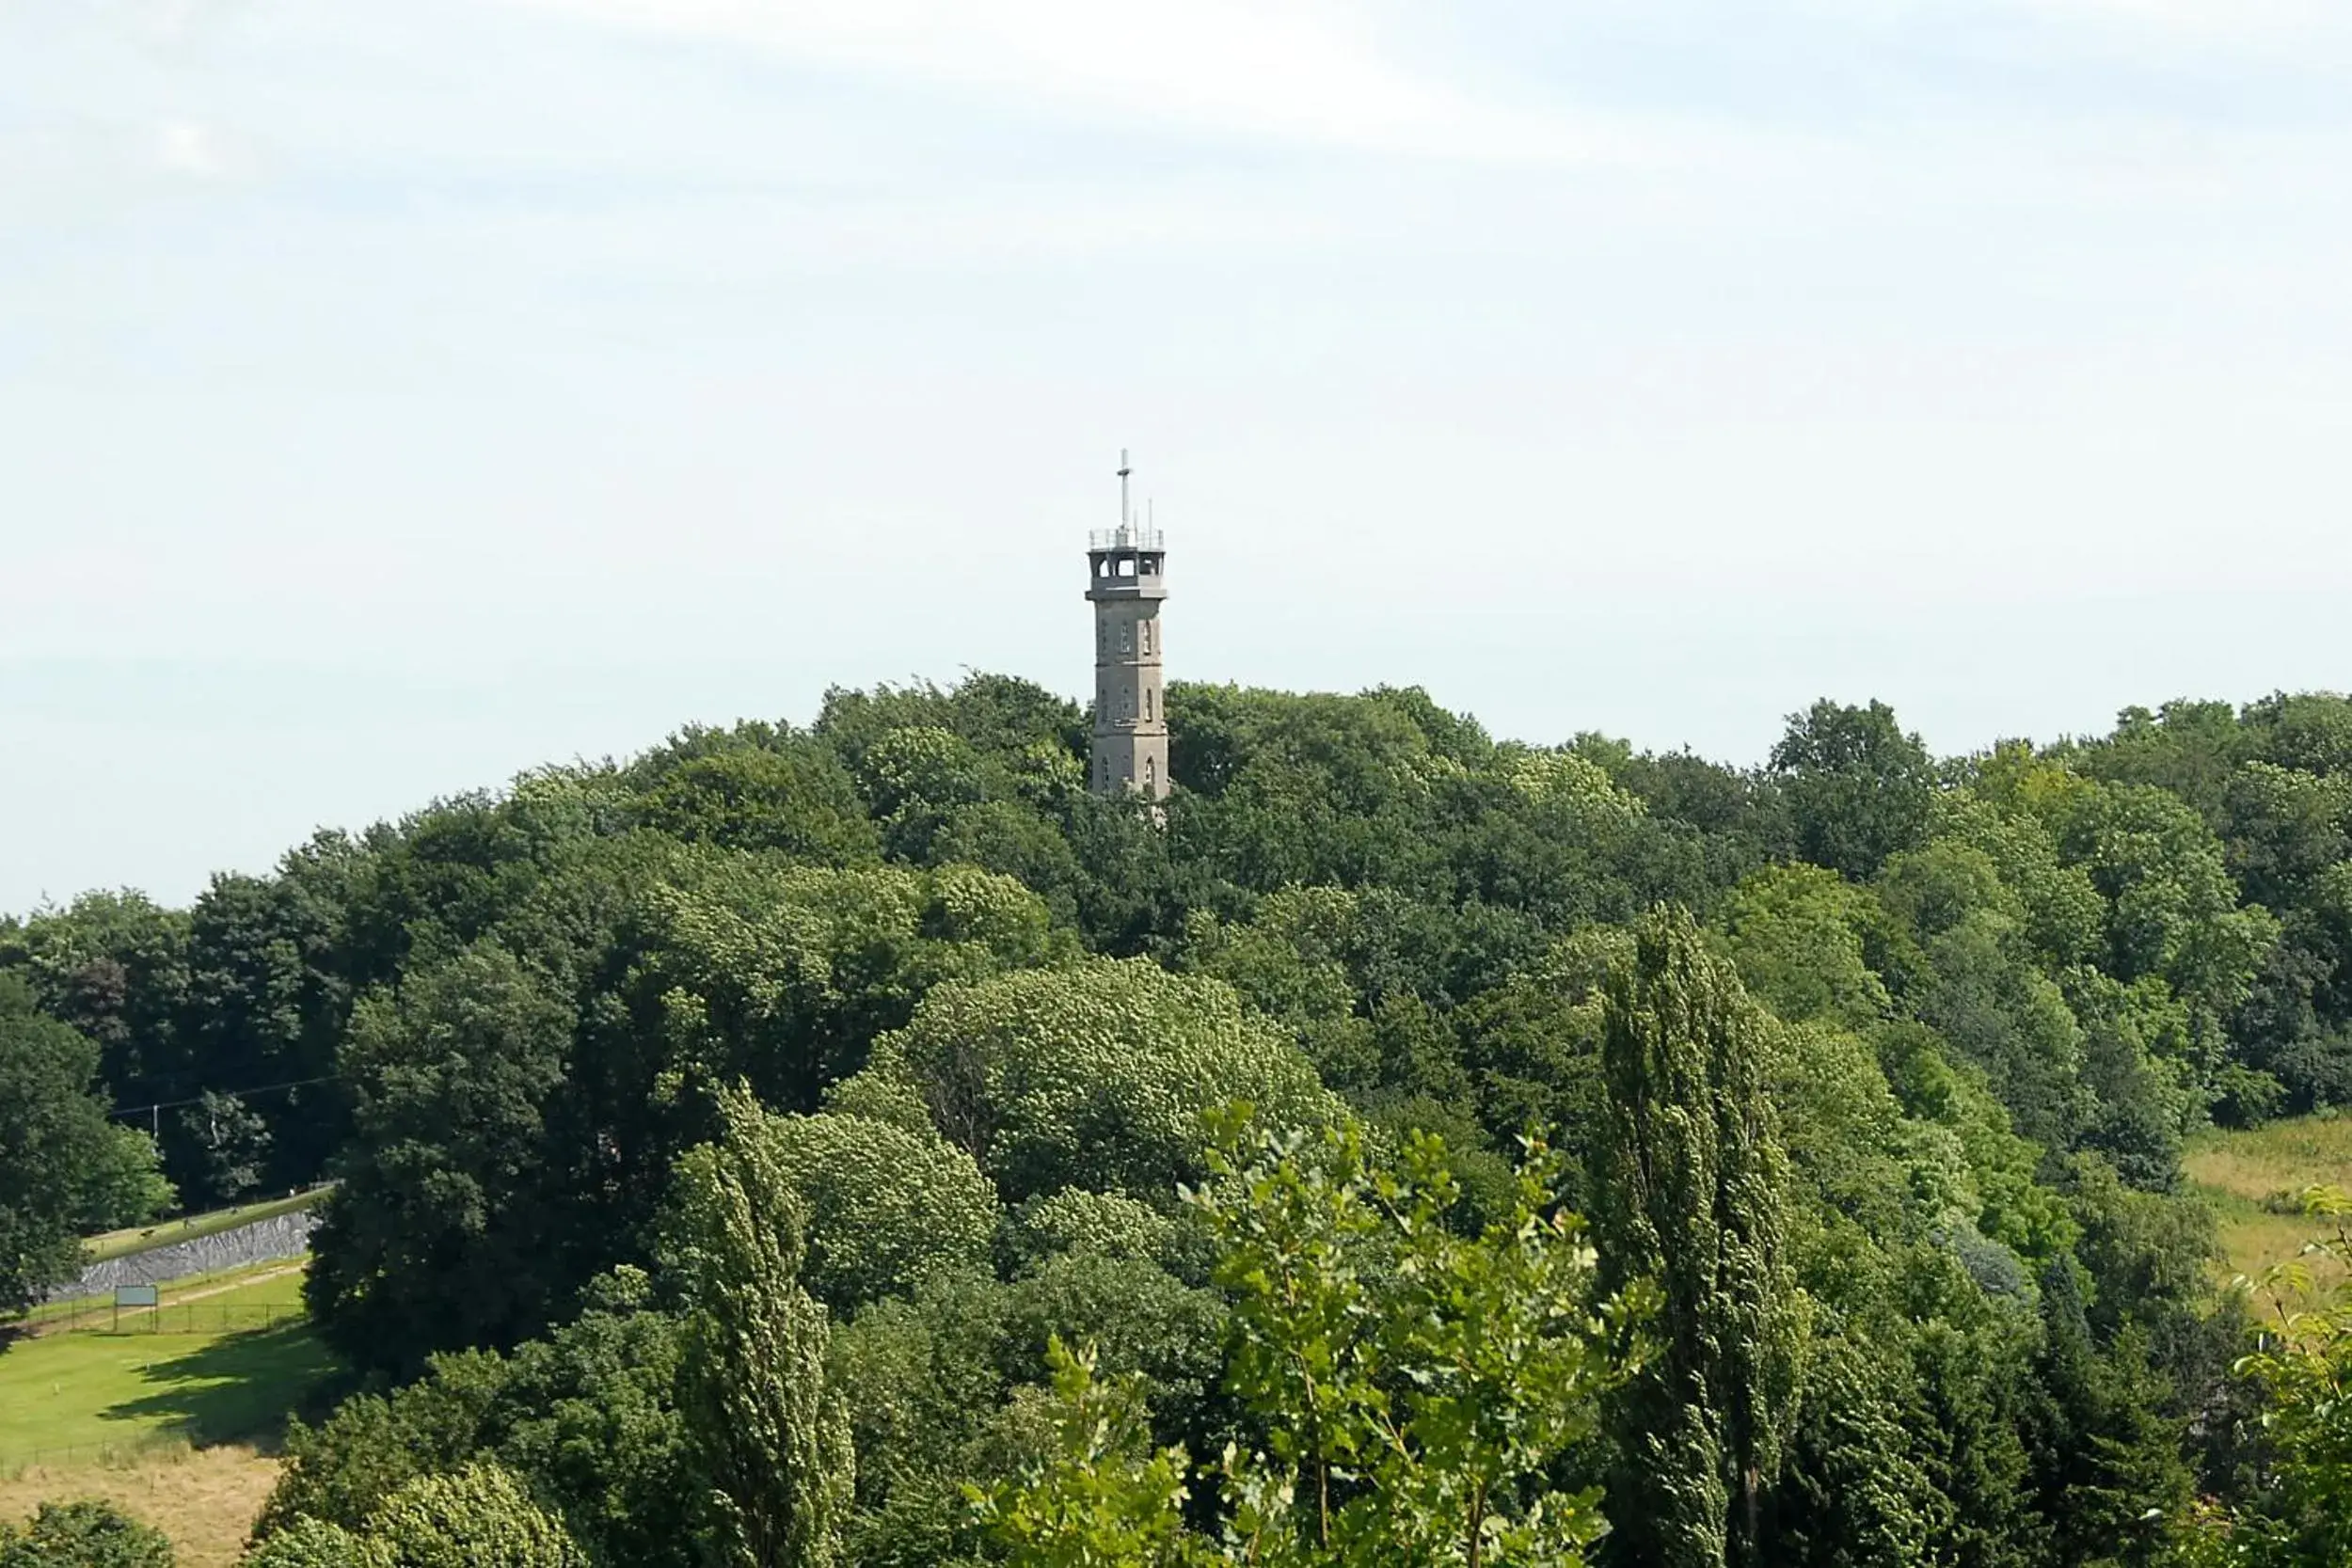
(5, 676, 2352, 1567)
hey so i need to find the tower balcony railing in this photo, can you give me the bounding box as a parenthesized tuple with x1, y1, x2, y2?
(1089, 525, 1165, 551)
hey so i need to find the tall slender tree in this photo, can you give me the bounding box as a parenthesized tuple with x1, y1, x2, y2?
(1592, 907, 1805, 1568)
(666, 1085, 854, 1568)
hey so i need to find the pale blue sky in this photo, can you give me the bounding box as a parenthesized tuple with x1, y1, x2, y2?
(5, 0, 2351, 911)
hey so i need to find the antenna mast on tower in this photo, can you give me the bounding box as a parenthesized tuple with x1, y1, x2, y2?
(1118, 449, 1132, 532)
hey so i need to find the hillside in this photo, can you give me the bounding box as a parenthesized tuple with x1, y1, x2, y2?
(8, 677, 2352, 1565)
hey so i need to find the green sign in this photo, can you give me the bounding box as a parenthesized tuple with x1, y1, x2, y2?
(115, 1284, 159, 1308)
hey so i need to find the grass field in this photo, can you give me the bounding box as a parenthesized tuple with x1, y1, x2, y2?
(2184, 1113, 2352, 1282)
(0, 1266, 331, 1464)
(84, 1189, 326, 1265)
(0, 1445, 279, 1568)
(0, 1261, 336, 1567)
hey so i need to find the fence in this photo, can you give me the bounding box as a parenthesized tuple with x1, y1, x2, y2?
(0, 1435, 193, 1481)
(24, 1301, 299, 1338)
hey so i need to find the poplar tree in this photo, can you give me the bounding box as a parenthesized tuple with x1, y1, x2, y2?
(1592, 907, 1804, 1568)
(667, 1085, 855, 1568)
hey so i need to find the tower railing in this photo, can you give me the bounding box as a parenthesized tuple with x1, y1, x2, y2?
(1088, 526, 1165, 551)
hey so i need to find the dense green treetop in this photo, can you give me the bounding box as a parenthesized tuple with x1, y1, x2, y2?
(836, 958, 1339, 1204)
(0, 974, 171, 1313)
(11, 673, 2352, 1567)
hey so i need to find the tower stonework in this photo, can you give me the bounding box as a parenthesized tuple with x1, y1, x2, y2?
(1086, 468, 1168, 799)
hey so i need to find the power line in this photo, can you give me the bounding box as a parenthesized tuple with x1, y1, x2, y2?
(108, 1073, 346, 1130)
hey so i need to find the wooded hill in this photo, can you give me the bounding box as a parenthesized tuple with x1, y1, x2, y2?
(8, 678, 2352, 1566)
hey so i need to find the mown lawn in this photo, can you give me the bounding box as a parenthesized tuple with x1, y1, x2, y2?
(1, 1262, 336, 1567)
(0, 1265, 335, 1466)
(2183, 1114, 2352, 1282)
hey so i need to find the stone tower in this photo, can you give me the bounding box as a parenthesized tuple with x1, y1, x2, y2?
(1086, 453, 1168, 799)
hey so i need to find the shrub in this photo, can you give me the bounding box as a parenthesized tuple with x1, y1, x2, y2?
(240, 1517, 380, 1567)
(363, 1465, 579, 1568)
(0, 1500, 175, 1568)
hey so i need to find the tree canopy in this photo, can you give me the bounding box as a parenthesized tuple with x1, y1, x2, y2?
(9, 673, 2352, 1564)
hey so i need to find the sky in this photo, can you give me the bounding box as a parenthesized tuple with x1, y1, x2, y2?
(4, 0, 2350, 912)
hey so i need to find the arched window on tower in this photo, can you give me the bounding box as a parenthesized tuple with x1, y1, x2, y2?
(1140, 621, 1152, 654)
(1119, 623, 1132, 655)
(1145, 757, 1156, 791)
(1144, 688, 1153, 721)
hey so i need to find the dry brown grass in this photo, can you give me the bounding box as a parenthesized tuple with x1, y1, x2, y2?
(2184, 1115, 2352, 1203)
(2184, 1114, 2352, 1284)
(0, 1443, 278, 1568)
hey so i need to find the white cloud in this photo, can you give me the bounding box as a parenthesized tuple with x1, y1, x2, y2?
(1993, 0, 2352, 61)
(154, 118, 226, 176)
(497, 0, 1645, 162)
(0, 117, 250, 215)
(2018, 0, 2332, 31)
